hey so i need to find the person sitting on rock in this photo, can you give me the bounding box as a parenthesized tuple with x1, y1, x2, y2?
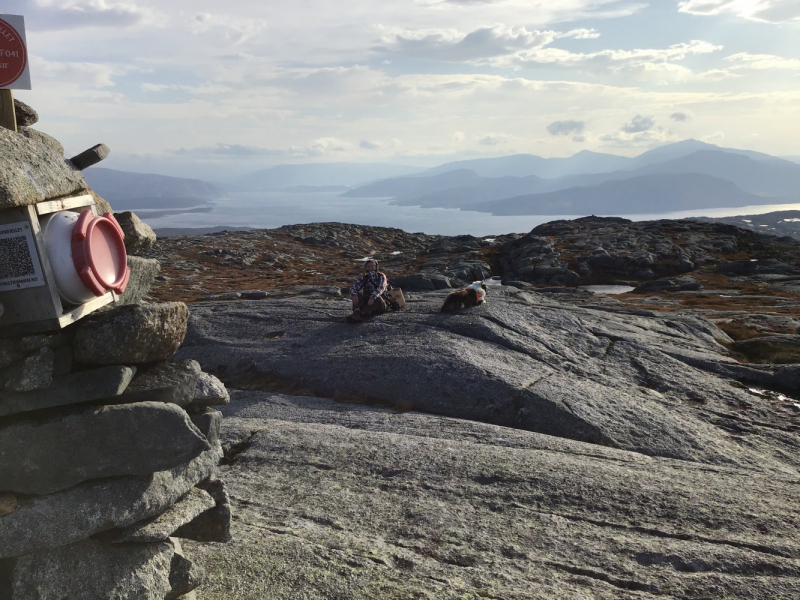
(348, 259, 390, 323)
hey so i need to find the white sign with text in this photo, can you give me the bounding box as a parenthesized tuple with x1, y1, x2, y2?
(0, 14, 31, 90)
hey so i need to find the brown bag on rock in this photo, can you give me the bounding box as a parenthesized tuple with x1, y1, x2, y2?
(387, 287, 405, 309)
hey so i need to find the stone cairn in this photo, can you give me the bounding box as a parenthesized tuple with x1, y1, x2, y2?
(0, 102, 231, 599)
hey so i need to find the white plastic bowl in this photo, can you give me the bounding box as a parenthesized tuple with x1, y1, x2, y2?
(39, 211, 96, 305)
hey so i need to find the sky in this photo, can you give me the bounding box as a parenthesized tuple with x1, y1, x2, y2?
(5, 0, 800, 179)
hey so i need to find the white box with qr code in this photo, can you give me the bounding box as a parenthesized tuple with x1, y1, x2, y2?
(0, 194, 130, 336)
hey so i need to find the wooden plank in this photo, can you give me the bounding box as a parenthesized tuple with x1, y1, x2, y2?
(36, 195, 95, 216)
(0, 89, 17, 133)
(57, 292, 114, 328)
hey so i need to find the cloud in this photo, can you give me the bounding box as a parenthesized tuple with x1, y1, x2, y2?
(374, 24, 599, 63)
(417, 0, 647, 20)
(599, 129, 669, 148)
(546, 119, 586, 135)
(476, 133, 513, 145)
(572, 135, 586, 142)
(360, 140, 381, 150)
(725, 52, 800, 70)
(701, 131, 725, 142)
(31, 55, 130, 87)
(375, 24, 559, 62)
(173, 144, 286, 158)
(678, 0, 800, 24)
(171, 138, 354, 160)
(498, 40, 723, 78)
(375, 24, 722, 82)
(670, 112, 690, 121)
(188, 13, 268, 43)
(621, 114, 654, 133)
(10, 0, 158, 31)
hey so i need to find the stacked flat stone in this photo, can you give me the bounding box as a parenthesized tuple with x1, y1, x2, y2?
(0, 120, 230, 599)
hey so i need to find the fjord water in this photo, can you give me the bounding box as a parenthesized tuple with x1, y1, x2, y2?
(135, 190, 800, 237)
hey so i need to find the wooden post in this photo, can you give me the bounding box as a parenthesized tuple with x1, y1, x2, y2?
(0, 89, 17, 132)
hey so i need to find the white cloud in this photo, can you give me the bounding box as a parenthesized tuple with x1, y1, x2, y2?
(376, 24, 722, 82)
(359, 138, 403, 151)
(599, 128, 671, 148)
(621, 114, 655, 133)
(701, 131, 726, 142)
(725, 52, 800, 70)
(172, 137, 355, 160)
(374, 24, 565, 61)
(31, 55, 128, 87)
(493, 40, 723, 75)
(188, 13, 268, 43)
(12, 0, 159, 31)
(476, 132, 514, 145)
(678, 0, 800, 24)
(546, 120, 586, 135)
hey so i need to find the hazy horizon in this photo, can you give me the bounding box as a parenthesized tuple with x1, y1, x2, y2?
(8, 0, 799, 180)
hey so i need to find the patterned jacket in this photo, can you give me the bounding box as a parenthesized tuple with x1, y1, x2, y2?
(350, 271, 388, 300)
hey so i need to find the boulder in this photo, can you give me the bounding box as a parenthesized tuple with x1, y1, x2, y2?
(241, 290, 269, 300)
(51, 345, 73, 376)
(18, 127, 63, 155)
(9, 537, 174, 600)
(0, 127, 86, 208)
(0, 365, 134, 418)
(0, 494, 17, 516)
(166, 538, 203, 600)
(0, 402, 210, 496)
(12, 99, 37, 127)
(103, 488, 216, 544)
(73, 302, 189, 365)
(389, 274, 435, 291)
(0, 340, 13, 371)
(123, 359, 202, 407)
(113, 256, 160, 306)
(15, 331, 71, 354)
(0, 443, 221, 558)
(173, 478, 231, 543)
(191, 372, 230, 407)
(187, 392, 800, 600)
(116, 211, 157, 254)
(0, 346, 53, 392)
(632, 276, 702, 294)
(69, 143, 110, 171)
(718, 259, 798, 277)
(177, 294, 800, 474)
(89, 188, 113, 213)
(189, 409, 222, 445)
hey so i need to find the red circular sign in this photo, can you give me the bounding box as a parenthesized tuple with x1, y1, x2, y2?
(0, 19, 27, 88)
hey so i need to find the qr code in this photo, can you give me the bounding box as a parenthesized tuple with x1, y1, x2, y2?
(0, 236, 36, 280)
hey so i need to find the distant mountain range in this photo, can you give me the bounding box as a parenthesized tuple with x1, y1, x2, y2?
(83, 167, 227, 210)
(85, 140, 800, 217)
(420, 139, 779, 179)
(343, 141, 800, 215)
(473, 173, 773, 216)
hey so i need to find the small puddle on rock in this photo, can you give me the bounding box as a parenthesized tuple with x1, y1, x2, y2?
(579, 285, 636, 295)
